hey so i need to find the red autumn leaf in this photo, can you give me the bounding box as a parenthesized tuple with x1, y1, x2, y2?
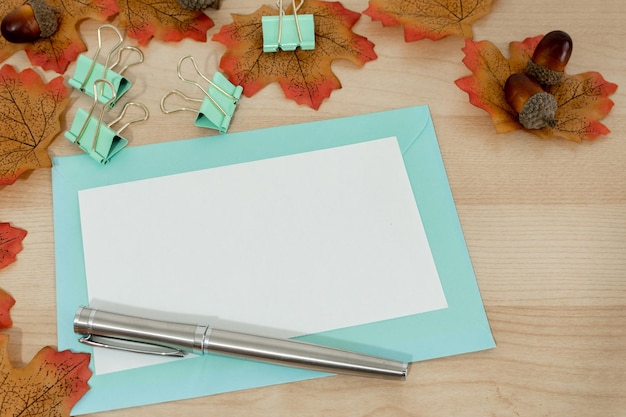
(0, 289, 16, 329)
(363, 0, 493, 41)
(212, 0, 377, 110)
(0, 65, 69, 184)
(454, 35, 618, 142)
(0, 333, 91, 417)
(0, 0, 119, 73)
(0, 223, 27, 269)
(115, 0, 214, 46)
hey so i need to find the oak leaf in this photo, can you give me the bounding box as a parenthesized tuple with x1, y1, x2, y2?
(0, 289, 16, 329)
(0, 65, 70, 185)
(0, 333, 92, 417)
(363, 0, 493, 41)
(212, 0, 377, 110)
(454, 36, 618, 142)
(115, 0, 215, 46)
(0, 0, 119, 73)
(0, 223, 27, 270)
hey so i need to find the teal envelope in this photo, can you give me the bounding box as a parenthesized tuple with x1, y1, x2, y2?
(52, 105, 495, 415)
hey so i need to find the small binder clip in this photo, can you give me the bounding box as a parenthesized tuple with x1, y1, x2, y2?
(69, 24, 143, 107)
(262, 0, 315, 52)
(65, 79, 149, 164)
(160, 55, 243, 134)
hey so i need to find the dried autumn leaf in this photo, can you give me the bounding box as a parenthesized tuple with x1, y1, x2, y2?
(0, 0, 119, 73)
(0, 333, 91, 417)
(0, 289, 16, 329)
(0, 222, 27, 269)
(363, 0, 493, 41)
(212, 0, 377, 110)
(0, 65, 69, 184)
(115, 0, 215, 45)
(454, 36, 618, 142)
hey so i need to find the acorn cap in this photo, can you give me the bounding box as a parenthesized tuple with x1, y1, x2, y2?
(27, 0, 58, 38)
(518, 91, 558, 130)
(525, 60, 564, 86)
(176, 0, 219, 11)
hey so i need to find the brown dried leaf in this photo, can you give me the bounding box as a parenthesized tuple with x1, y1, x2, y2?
(364, 0, 493, 41)
(115, 0, 214, 45)
(0, 65, 69, 184)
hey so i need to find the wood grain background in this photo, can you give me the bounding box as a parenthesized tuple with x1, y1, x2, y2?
(1, 1, 624, 416)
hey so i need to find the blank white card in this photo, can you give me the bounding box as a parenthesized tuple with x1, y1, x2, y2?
(78, 136, 447, 374)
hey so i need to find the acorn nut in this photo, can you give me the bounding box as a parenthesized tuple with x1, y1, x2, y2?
(505, 73, 558, 130)
(525, 30, 573, 86)
(1, 0, 59, 43)
(176, 0, 220, 11)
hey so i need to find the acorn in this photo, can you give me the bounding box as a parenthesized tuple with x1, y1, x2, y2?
(1, 0, 59, 43)
(176, 0, 220, 11)
(504, 73, 557, 130)
(525, 30, 573, 86)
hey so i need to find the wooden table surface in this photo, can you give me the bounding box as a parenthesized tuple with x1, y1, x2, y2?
(1, 1, 625, 416)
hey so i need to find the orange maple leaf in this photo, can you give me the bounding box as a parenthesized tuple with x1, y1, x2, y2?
(0, 334, 91, 417)
(0, 0, 119, 73)
(454, 36, 618, 142)
(0, 65, 69, 185)
(212, 0, 377, 110)
(115, 0, 215, 46)
(0, 289, 16, 329)
(0, 223, 27, 269)
(363, 0, 493, 41)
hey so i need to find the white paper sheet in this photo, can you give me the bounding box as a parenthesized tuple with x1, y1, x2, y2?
(78, 136, 447, 374)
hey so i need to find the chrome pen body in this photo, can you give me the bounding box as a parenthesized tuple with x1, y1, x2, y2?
(73, 306, 409, 380)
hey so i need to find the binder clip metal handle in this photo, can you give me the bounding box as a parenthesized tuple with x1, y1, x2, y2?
(160, 55, 243, 134)
(262, 0, 315, 52)
(160, 90, 203, 114)
(74, 79, 118, 152)
(110, 46, 144, 76)
(69, 25, 142, 107)
(278, 0, 304, 45)
(77, 25, 124, 92)
(109, 101, 150, 137)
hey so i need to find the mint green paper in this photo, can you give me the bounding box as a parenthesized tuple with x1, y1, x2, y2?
(53, 106, 494, 415)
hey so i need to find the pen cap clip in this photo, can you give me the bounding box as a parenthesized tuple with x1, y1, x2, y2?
(79, 334, 185, 357)
(73, 306, 207, 355)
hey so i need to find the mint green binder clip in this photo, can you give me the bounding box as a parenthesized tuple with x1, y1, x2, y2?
(65, 79, 149, 164)
(69, 24, 143, 107)
(262, 0, 315, 52)
(160, 55, 243, 134)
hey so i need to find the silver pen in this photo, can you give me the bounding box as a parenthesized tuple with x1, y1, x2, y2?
(73, 306, 409, 380)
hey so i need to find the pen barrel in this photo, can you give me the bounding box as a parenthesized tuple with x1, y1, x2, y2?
(205, 329, 409, 380)
(74, 307, 409, 380)
(74, 307, 207, 354)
